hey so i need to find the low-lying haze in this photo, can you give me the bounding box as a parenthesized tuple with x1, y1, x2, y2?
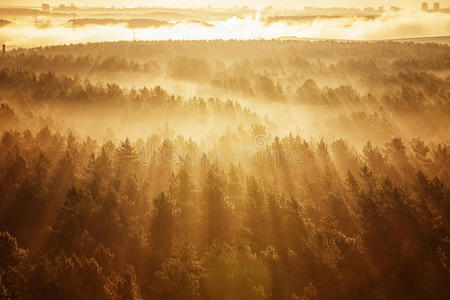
(1, 9, 449, 48)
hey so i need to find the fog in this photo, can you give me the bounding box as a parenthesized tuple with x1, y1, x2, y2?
(1, 9, 449, 48)
(1, 5, 450, 300)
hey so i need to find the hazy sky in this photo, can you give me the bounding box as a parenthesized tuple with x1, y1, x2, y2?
(2, 1, 448, 9)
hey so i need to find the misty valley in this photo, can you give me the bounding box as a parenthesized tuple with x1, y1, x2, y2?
(0, 38, 449, 299)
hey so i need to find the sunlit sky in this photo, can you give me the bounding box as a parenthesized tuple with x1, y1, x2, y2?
(3, 1, 449, 9)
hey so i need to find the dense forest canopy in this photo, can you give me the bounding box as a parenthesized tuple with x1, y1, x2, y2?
(0, 39, 449, 299)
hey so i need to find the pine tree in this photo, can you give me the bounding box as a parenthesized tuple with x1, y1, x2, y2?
(151, 192, 177, 256)
(203, 165, 230, 244)
(116, 138, 138, 178)
(155, 234, 204, 300)
(245, 176, 268, 249)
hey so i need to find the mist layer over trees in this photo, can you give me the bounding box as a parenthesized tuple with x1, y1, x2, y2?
(0, 40, 449, 299)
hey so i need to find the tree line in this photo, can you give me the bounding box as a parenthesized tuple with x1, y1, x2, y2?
(0, 125, 449, 299)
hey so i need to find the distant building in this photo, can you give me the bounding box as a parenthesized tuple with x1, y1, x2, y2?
(57, 3, 76, 11)
(433, 2, 440, 10)
(422, 2, 428, 10)
(42, 3, 50, 11)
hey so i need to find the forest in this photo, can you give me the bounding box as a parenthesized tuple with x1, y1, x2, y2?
(0, 40, 449, 299)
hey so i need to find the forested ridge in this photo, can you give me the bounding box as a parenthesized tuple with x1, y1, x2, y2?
(0, 40, 449, 299)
